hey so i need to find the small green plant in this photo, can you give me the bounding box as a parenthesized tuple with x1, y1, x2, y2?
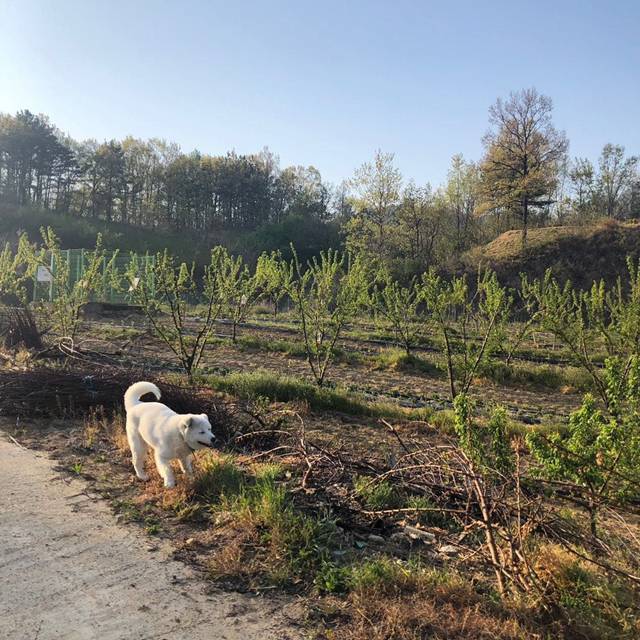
(144, 518, 161, 535)
(71, 461, 83, 475)
(354, 475, 401, 511)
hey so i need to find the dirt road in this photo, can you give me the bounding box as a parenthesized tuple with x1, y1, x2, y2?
(0, 435, 300, 640)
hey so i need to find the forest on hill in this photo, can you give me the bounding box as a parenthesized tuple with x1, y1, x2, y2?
(1, 88, 638, 275)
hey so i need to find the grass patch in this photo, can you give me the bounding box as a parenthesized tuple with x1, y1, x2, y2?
(479, 360, 593, 391)
(194, 456, 342, 587)
(315, 558, 528, 639)
(191, 453, 245, 502)
(235, 334, 364, 366)
(533, 544, 640, 640)
(371, 348, 441, 376)
(204, 369, 431, 421)
(353, 476, 401, 511)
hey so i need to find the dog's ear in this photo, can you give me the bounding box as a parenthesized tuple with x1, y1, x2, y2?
(180, 416, 193, 433)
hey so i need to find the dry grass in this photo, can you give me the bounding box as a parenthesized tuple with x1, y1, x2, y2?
(317, 561, 527, 640)
(83, 407, 128, 454)
(463, 220, 640, 290)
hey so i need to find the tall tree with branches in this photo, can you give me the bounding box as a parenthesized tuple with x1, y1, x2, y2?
(479, 88, 568, 246)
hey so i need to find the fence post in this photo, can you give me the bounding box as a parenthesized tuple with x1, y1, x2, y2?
(49, 252, 55, 303)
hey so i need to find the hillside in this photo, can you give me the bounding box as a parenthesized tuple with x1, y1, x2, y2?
(463, 220, 640, 289)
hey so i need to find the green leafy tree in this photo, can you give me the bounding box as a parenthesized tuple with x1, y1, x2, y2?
(371, 273, 427, 356)
(255, 250, 291, 318)
(345, 149, 402, 263)
(126, 247, 226, 380)
(597, 144, 639, 219)
(521, 259, 640, 407)
(218, 250, 263, 342)
(478, 88, 568, 246)
(30, 228, 117, 340)
(281, 247, 368, 387)
(527, 358, 640, 537)
(422, 268, 511, 400)
(0, 234, 34, 305)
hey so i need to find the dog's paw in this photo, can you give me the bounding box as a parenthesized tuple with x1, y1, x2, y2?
(136, 473, 150, 482)
(164, 480, 176, 489)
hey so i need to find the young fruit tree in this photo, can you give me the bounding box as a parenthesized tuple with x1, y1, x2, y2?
(31, 228, 118, 340)
(371, 272, 428, 356)
(422, 268, 511, 400)
(527, 357, 640, 539)
(521, 258, 640, 408)
(217, 250, 263, 343)
(126, 247, 226, 380)
(280, 246, 368, 387)
(0, 234, 33, 305)
(452, 394, 519, 594)
(0, 235, 44, 350)
(255, 250, 291, 318)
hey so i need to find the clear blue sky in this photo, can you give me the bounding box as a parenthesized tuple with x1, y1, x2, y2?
(1, 0, 638, 187)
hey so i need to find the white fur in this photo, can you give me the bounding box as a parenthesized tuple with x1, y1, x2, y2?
(124, 381, 216, 488)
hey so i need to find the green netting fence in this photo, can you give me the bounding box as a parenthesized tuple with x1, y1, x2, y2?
(33, 249, 155, 305)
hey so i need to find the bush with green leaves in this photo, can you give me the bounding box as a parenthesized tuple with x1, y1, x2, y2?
(452, 394, 527, 595)
(126, 247, 226, 379)
(422, 268, 511, 400)
(527, 357, 640, 538)
(279, 247, 369, 386)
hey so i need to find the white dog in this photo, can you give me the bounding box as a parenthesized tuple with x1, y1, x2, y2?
(124, 381, 216, 488)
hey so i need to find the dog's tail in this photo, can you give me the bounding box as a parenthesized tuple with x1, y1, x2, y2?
(124, 381, 161, 412)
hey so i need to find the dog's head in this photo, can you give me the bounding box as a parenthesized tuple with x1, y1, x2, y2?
(180, 414, 216, 451)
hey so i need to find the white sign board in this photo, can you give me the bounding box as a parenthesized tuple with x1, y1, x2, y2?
(128, 277, 140, 292)
(36, 266, 53, 283)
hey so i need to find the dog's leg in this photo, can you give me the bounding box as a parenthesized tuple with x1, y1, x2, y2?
(126, 418, 149, 481)
(154, 451, 176, 488)
(179, 454, 194, 476)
